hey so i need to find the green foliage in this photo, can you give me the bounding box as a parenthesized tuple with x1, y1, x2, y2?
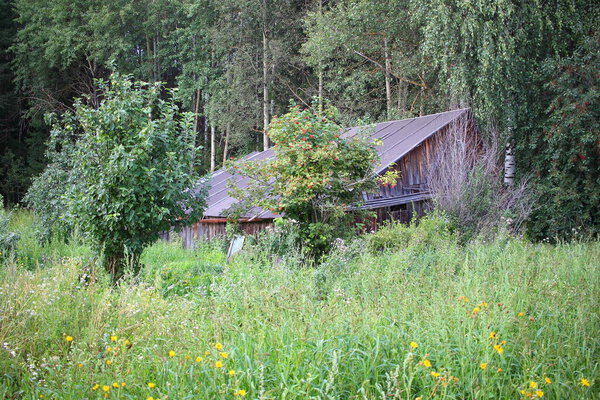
(29, 73, 206, 278)
(1, 219, 598, 399)
(302, 0, 429, 120)
(23, 116, 77, 242)
(5, 209, 92, 270)
(527, 32, 600, 240)
(242, 217, 306, 267)
(140, 240, 226, 298)
(365, 213, 453, 254)
(228, 103, 379, 257)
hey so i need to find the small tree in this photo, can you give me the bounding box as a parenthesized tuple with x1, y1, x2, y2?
(228, 103, 381, 257)
(29, 73, 206, 278)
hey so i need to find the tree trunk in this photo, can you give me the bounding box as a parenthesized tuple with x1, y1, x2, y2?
(419, 70, 425, 116)
(504, 140, 515, 186)
(193, 88, 201, 134)
(104, 251, 141, 283)
(262, 1, 270, 151)
(317, 0, 324, 115)
(384, 36, 392, 118)
(397, 79, 407, 112)
(222, 122, 230, 167)
(210, 124, 216, 173)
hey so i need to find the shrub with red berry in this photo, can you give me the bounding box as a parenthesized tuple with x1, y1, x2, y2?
(227, 103, 380, 258)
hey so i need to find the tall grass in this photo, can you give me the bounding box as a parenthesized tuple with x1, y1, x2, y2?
(0, 212, 598, 399)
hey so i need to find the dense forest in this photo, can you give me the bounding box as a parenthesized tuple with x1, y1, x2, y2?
(0, 0, 598, 240)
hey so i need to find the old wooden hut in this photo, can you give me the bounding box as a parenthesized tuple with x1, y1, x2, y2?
(182, 108, 475, 242)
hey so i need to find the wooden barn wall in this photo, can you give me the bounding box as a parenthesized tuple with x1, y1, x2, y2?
(179, 220, 274, 245)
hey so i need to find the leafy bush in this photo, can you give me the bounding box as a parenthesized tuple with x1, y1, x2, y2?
(366, 213, 453, 254)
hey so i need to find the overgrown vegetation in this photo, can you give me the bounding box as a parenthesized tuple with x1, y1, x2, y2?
(0, 195, 19, 255)
(1, 212, 598, 399)
(426, 119, 533, 241)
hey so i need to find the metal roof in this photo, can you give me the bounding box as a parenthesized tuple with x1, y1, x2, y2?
(202, 108, 470, 219)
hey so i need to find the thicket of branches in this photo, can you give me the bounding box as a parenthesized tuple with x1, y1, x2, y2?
(427, 118, 533, 240)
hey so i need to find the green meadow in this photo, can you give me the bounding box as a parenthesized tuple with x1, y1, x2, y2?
(1, 211, 598, 399)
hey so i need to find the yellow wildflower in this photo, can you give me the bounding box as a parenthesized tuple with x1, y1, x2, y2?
(107, 347, 112, 353)
(104, 394, 108, 399)
(169, 350, 176, 357)
(215, 361, 224, 368)
(205, 351, 210, 356)
(472, 307, 481, 313)
(121, 382, 126, 387)
(147, 382, 156, 389)
(544, 377, 551, 384)
(480, 363, 488, 369)
(458, 296, 469, 302)
(124, 339, 131, 347)
(237, 389, 247, 396)
(530, 381, 537, 389)
(489, 331, 498, 339)
(92, 384, 99, 391)
(494, 344, 504, 354)
(422, 359, 432, 368)
(77, 363, 83, 367)
(102, 385, 110, 392)
(229, 370, 236, 376)
(501, 340, 507, 345)
(215, 343, 224, 351)
(65, 336, 73, 343)
(431, 371, 440, 377)
(482, 302, 489, 308)
(110, 335, 118, 342)
(580, 378, 590, 387)
(497, 368, 504, 372)
(195, 356, 202, 363)
(147, 397, 154, 400)
(410, 341, 418, 349)
(106, 360, 112, 365)
(220, 352, 228, 359)
(518, 312, 524, 317)
(536, 390, 544, 397)
(111, 382, 119, 389)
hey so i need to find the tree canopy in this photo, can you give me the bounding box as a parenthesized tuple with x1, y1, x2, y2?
(2, 0, 599, 240)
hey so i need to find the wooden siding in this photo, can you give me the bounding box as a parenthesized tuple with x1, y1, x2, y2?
(180, 219, 274, 243)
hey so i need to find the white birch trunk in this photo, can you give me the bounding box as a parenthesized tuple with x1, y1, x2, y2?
(210, 125, 216, 173)
(504, 142, 515, 186)
(384, 36, 392, 118)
